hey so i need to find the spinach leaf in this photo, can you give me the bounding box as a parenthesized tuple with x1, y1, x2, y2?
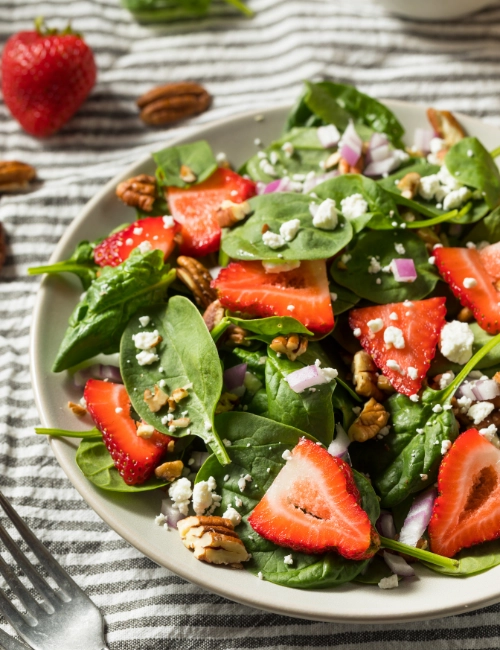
(121, 0, 252, 21)
(28, 240, 98, 290)
(332, 382, 359, 431)
(224, 347, 267, 383)
(355, 555, 393, 584)
(423, 539, 500, 576)
(76, 439, 168, 492)
(154, 141, 217, 189)
(228, 315, 313, 344)
(221, 193, 353, 261)
(197, 412, 377, 588)
(246, 388, 269, 416)
(265, 348, 335, 445)
(330, 230, 439, 304)
(329, 279, 360, 315)
(431, 322, 500, 376)
(120, 296, 229, 465)
(53, 250, 176, 372)
(313, 174, 399, 233)
(446, 137, 500, 210)
(465, 205, 500, 244)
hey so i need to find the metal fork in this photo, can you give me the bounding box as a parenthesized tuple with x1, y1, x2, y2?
(0, 491, 108, 650)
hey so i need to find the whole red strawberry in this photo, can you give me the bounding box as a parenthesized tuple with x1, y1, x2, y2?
(1, 18, 96, 137)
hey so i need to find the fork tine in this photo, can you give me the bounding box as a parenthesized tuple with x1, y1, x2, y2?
(0, 493, 75, 596)
(0, 627, 31, 650)
(0, 552, 49, 618)
(0, 589, 32, 642)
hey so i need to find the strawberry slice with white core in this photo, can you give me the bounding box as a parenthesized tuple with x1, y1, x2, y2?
(167, 167, 256, 257)
(435, 246, 500, 334)
(93, 216, 180, 267)
(349, 297, 446, 397)
(84, 379, 172, 485)
(248, 438, 379, 560)
(429, 428, 500, 557)
(213, 259, 334, 337)
(479, 241, 500, 280)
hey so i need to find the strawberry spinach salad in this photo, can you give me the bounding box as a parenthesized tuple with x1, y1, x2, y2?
(32, 80, 500, 590)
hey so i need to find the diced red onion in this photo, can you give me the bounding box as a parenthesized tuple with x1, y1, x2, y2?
(383, 551, 415, 577)
(366, 144, 392, 164)
(369, 132, 390, 151)
(256, 181, 267, 195)
(209, 266, 223, 280)
(456, 382, 476, 402)
(391, 258, 417, 283)
(340, 122, 362, 166)
(73, 364, 123, 387)
(364, 155, 398, 177)
(302, 170, 339, 194)
(328, 424, 351, 458)
(284, 364, 334, 393)
(189, 451, 210, 471)
(231, 385, 246, 398)
(377, 511, 396, 539)
(317, 124, 340, 148)
(413, 128, 434, 154)
(223, 363, 247, 391)
(161, 497, 185, 528)
(399, 487, 437, 547)
(472, 379, 500, 401)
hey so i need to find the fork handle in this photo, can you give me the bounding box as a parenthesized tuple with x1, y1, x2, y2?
(0, 628, 30, 650)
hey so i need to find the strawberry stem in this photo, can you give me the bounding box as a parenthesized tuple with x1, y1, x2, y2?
(404, 208, 461, 230)
(440, 330, 500, 404)
(380, 537, 458, 569)
(211, 317, 230, 343)
(221, 0, 254, 16)
(35, 427, 101, 439)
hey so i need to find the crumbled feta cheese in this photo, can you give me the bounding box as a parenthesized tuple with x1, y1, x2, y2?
(317, 124, 340, 146)
(222, 506, 242, 527)
(310, 198, 339, 230)
(234, 497, 243, 508)
(432, 404, 443, 413)
(468, 401, 495, 425)
(136, 350, 159, 366)
(440, 321, 474, 365)
(259, 159, 277, 176)
(168, 478, 192, 516)
(419, 174, 441, 201)
(223, 438, 232, 447)
(125, 237, 134, 246)
(387, 359, 403, 374)
(463, 277, 477, 289)
(132, 329, 161, 350)
(403, 300, 414, 307)
(155, 514, 167, 527)
(340, 194, 368, 220)
(394, 243, 405, 255)
(353, 328, 362, 338)
(428, 256, 436, 265)
(341, 253, 351, 264)
(269, 151, 279, 165)
(262, 230, 285, 249)
(407, 367, 418, 380)
(133, 227, 143, 236)
(384, 326, 405, 350)
(282, 449, 292, 461)
(287, 305, 295, 312)
(257, 572, 264, 580)
(416, 428, 424, 434)
(466, 241, 477, 250)
(467, 149, 474, 158)
(283, 554, 294, 565)
(330, 292, 338, 302)
(441, 440, 452, 455)
(443, 186, 471, 211)
(137, 240, 153, 254)
(115, 407, 123, 414)
(279, 218, 301, 242)
(192, 476, 221, 516)
(410, 394, 419, 402)
(389, 312, 398, 321)
(367, 318, 384, 333)
(281, 141, 294, 157)
(162, 215, 175, 229)
(139, 316, 150, 327)
(439, 371, 455, 390)
(368, 257, 381, 274)
(378, 574, 399, 590)
(457, 395, 473, 413)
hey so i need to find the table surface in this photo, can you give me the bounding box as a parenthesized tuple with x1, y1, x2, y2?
(2, 0, 500, 647)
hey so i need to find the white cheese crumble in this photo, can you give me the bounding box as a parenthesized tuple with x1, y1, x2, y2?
(192, 476, 221, 516)
(368, 257, 381, 274)
(257, 572, 264, 580)
(457, 395, 473, 413)
(439, 371, 455, 390)
(287, 305, 295, 312)
(387, 359, 403, 374)
(378, 574, 399, 590)
(310, 198, 339, 230)
(136, 350, 159, 366)
(353, 328, 362, 338)
(223, 438, 232, 447)
(389, 312, 398, 321)
(222, 506, 242, 527)
(125, 237, 134, 246)
(281, 141, 294, 157)
(407, 367, 418, 380)
(419, 174, 441, 201)
(330, 292, 338, 302)
(262, 230, 285, 249)
(133, 227, 143, 235)
(139, 316, 150, 327)
(410, 394, 419, 402)
(137, 240, 153, 254)
(132, 330, 160, 350)
(340, 194, 368, 220)
(237, 474, 252, 492)
(440, 321, 474, 365)
(115, 407, 123, 414)
(234, 497, 243, 508)
(282, 449, 292, 461)
(367, 318, 384, 333)
(259, 159, 277, 176)
(168, 478, 193, 516)
(441, 440, 452, 455)
(432, 404, 443, 413)
(162, 215, 175, 229)
(283, 554, 294, 565)
(394, 243, 405, 255)
(463, 277, 477, 289)
(444, 187, 471, 210)
(468, 401, 495, 425)
(279, 218, 301, 242)
(384, 326, 405, 350)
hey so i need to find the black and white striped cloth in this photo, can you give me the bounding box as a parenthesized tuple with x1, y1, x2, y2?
(2, 0, 500, 646)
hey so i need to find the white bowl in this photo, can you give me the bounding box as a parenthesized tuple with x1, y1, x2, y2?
(371, 0, 496, 20)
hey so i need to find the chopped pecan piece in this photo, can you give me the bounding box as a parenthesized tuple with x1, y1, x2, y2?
(180, 164, 197, 184)
(203, 299, 225, 332)
(116, 174, 156, 212)
(216, 200, 252, 227)
(215, 392, 239, 414)
(136, 422, 155, 439)
(0, 161, 36, 193)
(415, 227, 442, 253)
(171, 387, 189, 403)
(270, 334, 308, 361)
(397, 172, 421, 200)
(427, 108, 466, 148)
(348, 397, 390, 443)
(324, 151, 342, 170)
(338, 155, 365, 175)
(178, 515, 250, 567)
(155, 460, 184, 481)
(68, 401, 87, 417)
(170, 417, 190, 429)
(144, 385, 169, 413)
(137, 82, 211, 126)
(457, 307, 474, 323)
(176, 256, 217, 309)
(226, 325, 250, 347)
(352, 351, 385, 401)
(377, 374, 396, 395)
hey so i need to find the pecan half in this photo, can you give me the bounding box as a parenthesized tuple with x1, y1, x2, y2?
(348, 397, 390, 443)
(427, 108, 466, 148)
(270, 334, 308, 361)
(226, 325, 250, 347)
(137, 82, 212, 127)
(155, 460, 184, 481)
(352, 351, 385, 401)
(216, 200, 252, 228)
(0, 161, 36, 193)
(397, 172, 421, 200)
(116, 174, 156, 212)
(203, 299, 225, 332)
(176, 256, 217, 309)
(178, 515, 250, 568)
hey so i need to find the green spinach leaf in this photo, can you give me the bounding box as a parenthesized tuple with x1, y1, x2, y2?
(431, 322, 500, 376)
(228, 315, 313, 344)
(120, 296, 229, 465)
(154, 141, 217, 189)
(221, 193, 353, 261)
(466, 206, 500, 244)
(355, 555, 393, 584)
(28, 240, 98, 290)
(121, 0, 253, 21)
(423, 539, 500, 576)
(329, 279, 360, 315)
(330, 230, 439, 304)
(265, 348, 335, 445)
(76, 439, 168, 492)
(53, 250, 176, 372)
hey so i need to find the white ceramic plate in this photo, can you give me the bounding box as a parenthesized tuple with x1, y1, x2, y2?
(30, 101, 500, 624)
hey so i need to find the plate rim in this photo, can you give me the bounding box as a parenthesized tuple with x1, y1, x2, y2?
(29, 99, 500, 624)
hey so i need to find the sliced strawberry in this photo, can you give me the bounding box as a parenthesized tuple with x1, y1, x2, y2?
(84, 379, 172, 485)
(213, 259, 334, 337)
(429, 428, 500, 557)
(435, 246, 500, 334)
(479, 241, 500, 280)
(167, 167, 256, 257)
(349, 297, 446, 396)
(93, 217, 180, 267)
(248, 438, 379, 560)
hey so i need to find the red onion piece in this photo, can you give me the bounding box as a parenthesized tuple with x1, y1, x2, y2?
(161, 497, 185, 528)
(285, 364, 335, 393)
(376, 512, 396, 539)
(391, 258, 417, 283)
(256, 181, 267, 195)
(340, 143, 361, 167)
(100, 364, 123, 382)
(414, 128, 434, 154)
(456, 382, 476, 402)
(73, 364, 122, 388)
(383, 551, 415, 577)
(327, 424, 350, 458)
(399, 487, 437, 547)
(340, 122, 362, 166)
(223, 363, 247, 391)
(317, 124, 340, 148)
(364, 155, 398, 177)
(369, 132, 390, 151)
(209, 266, 223, 280)
(302, 170, 339, 194)
(366, 144, 392, 164)
(472, 379, 500, 401)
